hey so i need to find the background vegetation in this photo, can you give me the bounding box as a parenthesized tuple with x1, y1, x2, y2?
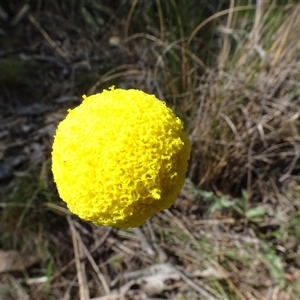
(1, 0, 300, 299)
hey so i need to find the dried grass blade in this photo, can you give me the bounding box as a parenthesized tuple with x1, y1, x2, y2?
(68, 217, 90, 300)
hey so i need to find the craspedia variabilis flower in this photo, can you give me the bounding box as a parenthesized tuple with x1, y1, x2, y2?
(52, 87, 191, 228)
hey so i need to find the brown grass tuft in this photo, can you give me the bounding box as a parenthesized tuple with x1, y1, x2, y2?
(187, 3, 300, 200)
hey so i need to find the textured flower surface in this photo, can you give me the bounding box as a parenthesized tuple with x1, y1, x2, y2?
(52, 88, 191, 228)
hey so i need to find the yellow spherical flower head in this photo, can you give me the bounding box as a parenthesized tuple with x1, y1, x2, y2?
(52, 87, 191, 228)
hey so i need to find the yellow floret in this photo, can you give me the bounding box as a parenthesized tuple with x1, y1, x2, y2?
(52, 87, 191, 228)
